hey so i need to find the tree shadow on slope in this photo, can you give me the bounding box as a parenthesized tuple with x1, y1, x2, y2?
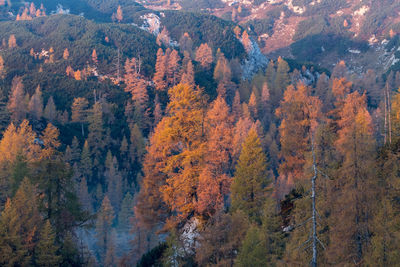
(290, 33, 369, 63)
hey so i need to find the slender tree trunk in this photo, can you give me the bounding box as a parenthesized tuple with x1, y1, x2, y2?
(384, 88, 388, 144)
(387, 83, 392, 144)
(311, 135, 317, 267)
(117, 48, 120, 82)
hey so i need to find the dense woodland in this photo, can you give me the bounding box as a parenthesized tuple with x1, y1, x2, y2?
(1, 1, 400, 267)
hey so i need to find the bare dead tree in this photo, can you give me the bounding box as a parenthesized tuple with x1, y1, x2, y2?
(384, 82, 392, 144)
(117, 48, 121, 82)
(295, 134, 326, 267)
(387, 82, 392, 144)
(310, 134, 326, 266)
(311, 135, 318, 267)
(384, 84, 388, 144)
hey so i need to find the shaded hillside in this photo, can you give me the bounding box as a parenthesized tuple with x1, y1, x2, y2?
(0, 14, 158, 76)
(7, 0, 149, 23)
(0, 14, 159, 116)
(161, 10, 246, 59)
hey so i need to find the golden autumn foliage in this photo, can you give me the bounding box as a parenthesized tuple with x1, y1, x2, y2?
(92, 49, 98, 64)
(74, 70, 82, 80)
(180, 60, 195, 87)
(391, 88, 400, 142)
(167, 49, 181, 86)
(28, 85, 43, 120)
(136, 83, 206, 228)
(0, 178, 42, 265)
(195, 43, 213, 69)
(63, 48, 69, 60)
(124, 58, 149, 111)
(241, 31, 252, 52)
(214, 53, 231, 84)
(65, 65, 73, 76)
(196, 96, 234, 218)
(8, 35, 17, 49)
(40, 123, 61, 160)
(2, 7, 400, 263)
(390, 28, 396, 38)
(276, 83, 321, 189)
(153, 48, 167, 91)
(116, 5, 123, 22)
(0, 55, 5, 79)
(0, 120, 62, 167)
(327, 91, 376, 265)
(29, 3, 36, 16)
(8, 76, 27, 122)
(0, 120, 36, 164)
(332, 77, 352, 101)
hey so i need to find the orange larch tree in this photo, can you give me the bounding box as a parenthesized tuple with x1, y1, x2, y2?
(0, 55, 5, 79)
(327, 91, 376, 265)
(136, 83, 206, 229)
(180, 59, 195, 87)
(195, 43, 213, 69)
(71, 97, 88, 136)
(7, 76, 27, 122)
(63, 48, 69, 60)
(276, 83, 322, 194)
(28, 85, 43, 120)
(115, 5, 123, 23)
(92, 49, 98, 64)
(166, 49, 181, 87)
(8, 34, 17, 49)
(124, 58, 149, 111)
(196, 96, 234, 218)
(153, 48, 167, 91)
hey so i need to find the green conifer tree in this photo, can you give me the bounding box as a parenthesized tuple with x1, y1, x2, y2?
(273, 57, 290, 107)
(231, 128, 271, 223)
